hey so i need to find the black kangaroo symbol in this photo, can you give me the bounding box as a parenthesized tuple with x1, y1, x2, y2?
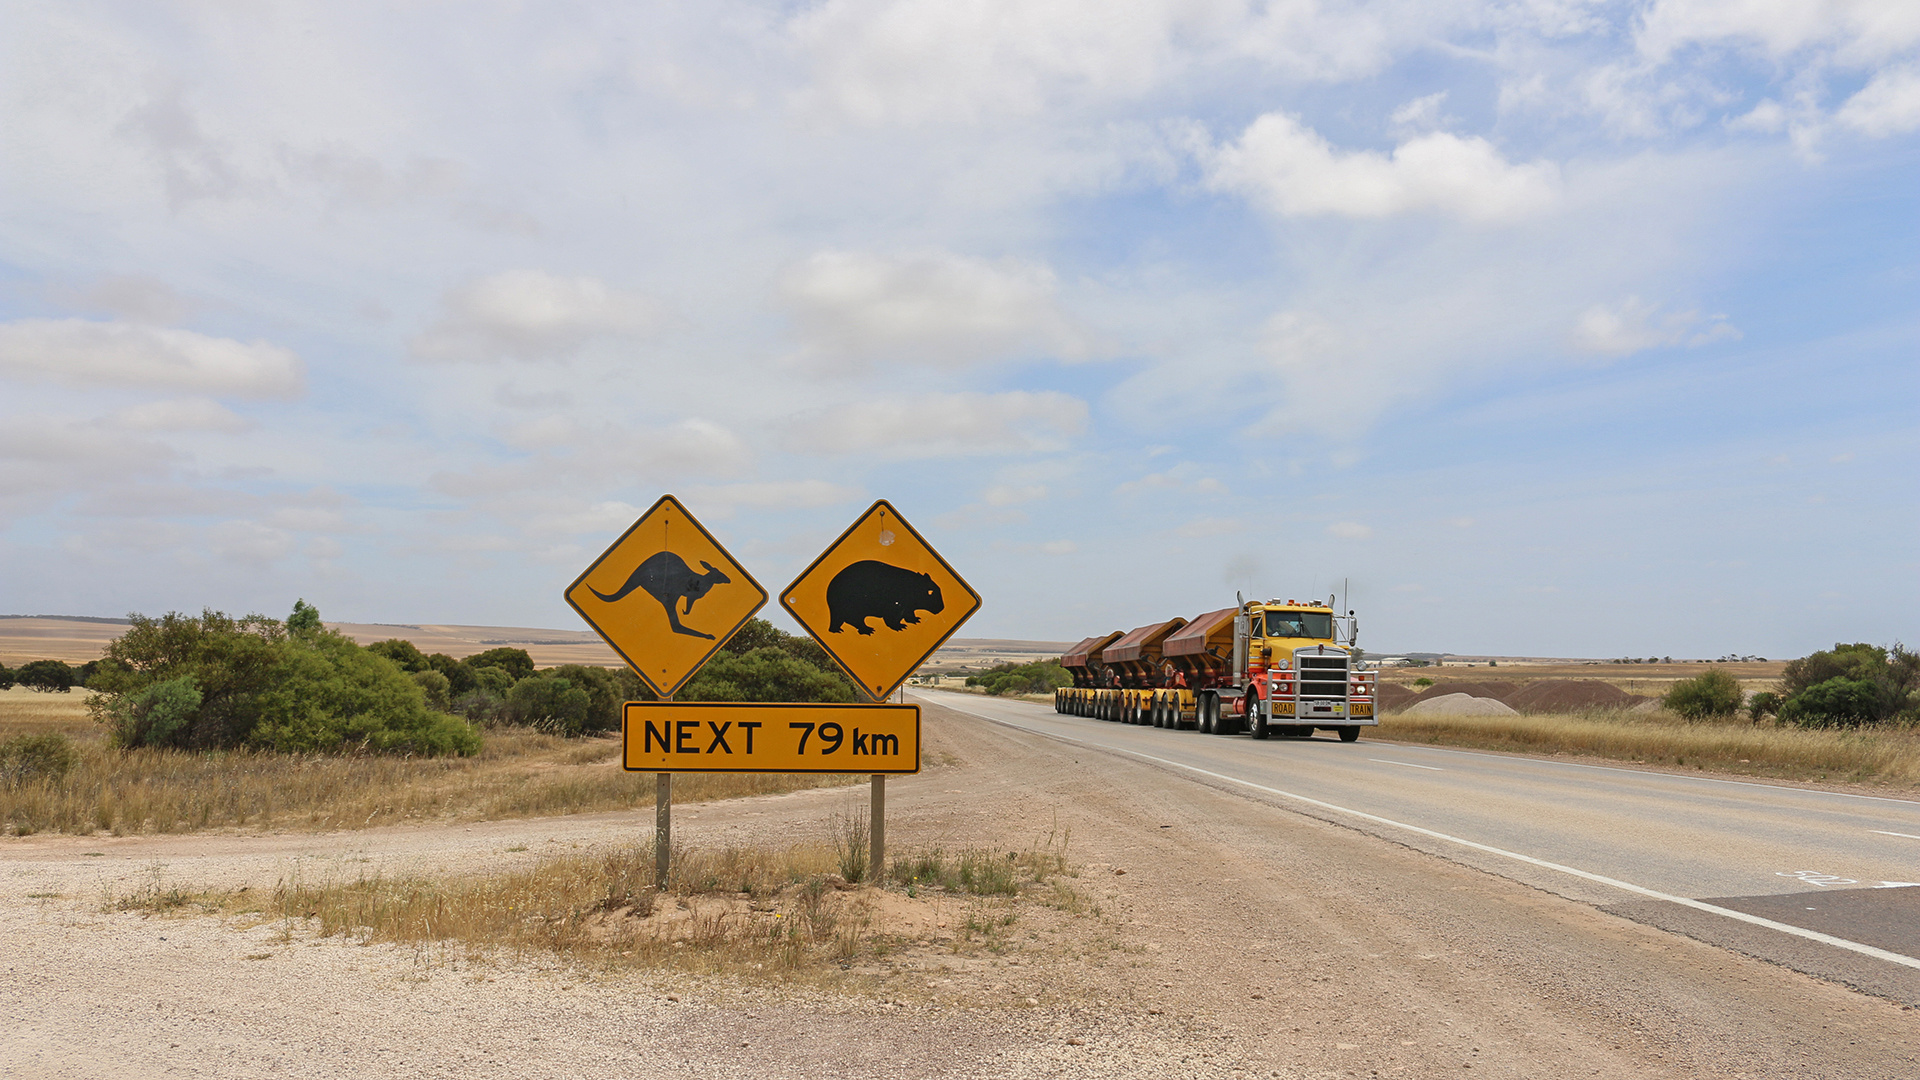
(590, 551, 731, 639)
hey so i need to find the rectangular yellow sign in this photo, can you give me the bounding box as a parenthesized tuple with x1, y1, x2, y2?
(622, 702, 920, 774)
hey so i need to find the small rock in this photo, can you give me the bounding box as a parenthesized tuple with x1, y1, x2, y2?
(1026, 997, 1039, 1006)
(666, 994, 680, 1002)
(1113, 868, 1127, 876)
(1066, 1038, 1084, 1046)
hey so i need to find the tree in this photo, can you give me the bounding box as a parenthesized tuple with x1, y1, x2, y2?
(965, 659, 1071, 696)
(16, 660, 78, 693)
(249, 628, 481, 755)
(427, 653, 478, 696)
(466, 647, 535, 682)
(1662, 667, 1742, 720)
(104, 675, 203, 748)
(412, 669, 452, 711)
(681, 647, 857, 703)
(1776, 642, 1918, 728)
(287, 599, 322, 636)
(505, 676, 595, 735)
(719, 617, 842, 676)
(367, 638, 431, 673)
(0, 663, 12, 691)
(87, 610, 288, 749)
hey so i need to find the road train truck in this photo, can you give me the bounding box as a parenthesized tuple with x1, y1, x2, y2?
(1054, 595, 1376, 742)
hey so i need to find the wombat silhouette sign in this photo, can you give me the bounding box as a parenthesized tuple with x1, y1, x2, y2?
(781, 500, 980, 700)
(565, 495, 767, 697)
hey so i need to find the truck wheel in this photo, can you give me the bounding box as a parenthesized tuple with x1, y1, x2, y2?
(1198, 693, 1214, 734)
(1250, 711, 1269, 740)
(1338, 725, 1360, 743)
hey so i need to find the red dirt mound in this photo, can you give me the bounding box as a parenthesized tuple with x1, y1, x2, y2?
(1376, 683, 1420, 712)
(1507, 679, 1645, 712)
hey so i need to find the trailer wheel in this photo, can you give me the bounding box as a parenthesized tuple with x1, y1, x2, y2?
(1338, 725, 1361, 743)
(1197, 693, 1214, 734)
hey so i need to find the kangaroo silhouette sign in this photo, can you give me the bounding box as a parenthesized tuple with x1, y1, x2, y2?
(781, 500, 980, 700)
(565, 495, 766, 697)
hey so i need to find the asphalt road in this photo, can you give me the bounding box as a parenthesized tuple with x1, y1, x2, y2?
(919, 690, 1920, 1003)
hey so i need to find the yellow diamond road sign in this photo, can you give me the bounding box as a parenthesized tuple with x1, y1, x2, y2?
(565, 494, 766, 698)
(781, 500, 980, 701)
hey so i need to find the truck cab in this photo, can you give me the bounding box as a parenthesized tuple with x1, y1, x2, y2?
(1243, 600, 1375, 740)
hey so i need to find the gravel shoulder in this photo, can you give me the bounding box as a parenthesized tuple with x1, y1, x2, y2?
(5, 699, 1917, 1079)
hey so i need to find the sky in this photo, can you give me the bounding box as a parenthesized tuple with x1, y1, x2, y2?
(1, 0, 1915, 660)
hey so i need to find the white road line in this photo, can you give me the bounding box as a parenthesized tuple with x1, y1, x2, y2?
(1872, 830, 1920, 840)
(1368, 758, 1444, 771)
(927, 695, 1920, 973)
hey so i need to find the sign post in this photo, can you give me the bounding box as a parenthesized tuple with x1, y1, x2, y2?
(780, 500, 980, 884)
(565, 496, 767, 887)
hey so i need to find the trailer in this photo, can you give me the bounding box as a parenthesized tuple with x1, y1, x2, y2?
(1056, 596, 1376, 742)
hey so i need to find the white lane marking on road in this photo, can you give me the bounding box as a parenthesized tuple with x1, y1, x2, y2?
(1367, 759, 1444, 771)
(1777, 870, 1856, 887)
(1871, 830, 1920, 840)
(926, 694, 1920, 973)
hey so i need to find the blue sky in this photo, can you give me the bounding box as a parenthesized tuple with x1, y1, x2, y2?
(1, 0, 1914, 659)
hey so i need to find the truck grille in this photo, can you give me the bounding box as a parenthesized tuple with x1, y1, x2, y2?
(1294, 651, 1349, 700)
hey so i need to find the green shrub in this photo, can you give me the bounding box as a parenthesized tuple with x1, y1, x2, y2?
(1663, 667, 1743, 720)
(15, 659, 77, 693)
(412, 669, 452, 711)
(1746, 690, 1781, 722)
(718, 618, 843, 676)
(0, 663, 12, 690)
(104, 675, 204, 749)
(428, 653, 479, 695)
(1413, 677, 1434, 687)
(682, 647, 857, 703)
(471, 664, 517, 697)
(467, 647, 536, 682)
(0, 734, 77, 787)
(368, 639, 431, 673)
(1779, 677, 1883, 729)
(505, 676, 596, 735)
(88, 604, 480, 756)
(965, 659, 1071, 696)
(248, 629, 481, 755)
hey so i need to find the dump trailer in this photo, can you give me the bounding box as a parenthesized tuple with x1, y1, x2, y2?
(1055, 596, 1376, 742)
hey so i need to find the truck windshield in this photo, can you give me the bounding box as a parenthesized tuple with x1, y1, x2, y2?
(1264, 610, 1333, 639)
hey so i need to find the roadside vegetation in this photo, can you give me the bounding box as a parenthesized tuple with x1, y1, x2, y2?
(962, 659, 1070, 697)
(1380, 642, 1919, 787)
(0, 609, 865, 836)
(110, 827, 1087, 980)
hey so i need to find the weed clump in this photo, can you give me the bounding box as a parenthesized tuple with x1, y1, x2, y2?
(0, 733, 76, 787)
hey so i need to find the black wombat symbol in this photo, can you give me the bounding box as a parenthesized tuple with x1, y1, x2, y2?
(826, 560, 944, 635)
(591, 551, 731, 639)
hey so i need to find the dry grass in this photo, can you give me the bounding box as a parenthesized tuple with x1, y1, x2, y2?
(1378, 706, 1920, 787)
(110, 830, 1087, 979)
(0, 688, 863, 836)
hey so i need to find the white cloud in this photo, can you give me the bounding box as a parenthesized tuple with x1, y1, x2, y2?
(0, 319, 302, 397)
(1327, 521, 1373, 539)
(781, 249, 1093, 372)
(1039, 539, 1076, 555)
(410, 270, 666, 362)
(1636, 0, 1920, 65)
(206, 519, 296, 565)
(1177, 516, 1245, 538)
(434, 419, 751, 498)
(982, 483, 1048, 506)
(1836, 67, 1920, 136)
(1204, 111, 1560, 222)
(108, 398, 252, 433)
(1117, 464, 1227, 497)
(683, 480, 864, 510)
(1571, 296, 1742, 356)
(1728, 98, 1789, 132)
(783, 391, 1087, 458)
(53, 274, 195, 324)
(1389, 91, 1452, 134)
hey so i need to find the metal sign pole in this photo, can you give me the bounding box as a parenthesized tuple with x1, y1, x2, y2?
(861, 684, 885, 887)
(656, 693, 672, 889)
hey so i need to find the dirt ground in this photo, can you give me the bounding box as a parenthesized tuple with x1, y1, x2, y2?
(4, 698, 1916, 1079)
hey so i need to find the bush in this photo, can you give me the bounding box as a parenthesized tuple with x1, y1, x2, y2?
(1779, 677, 1883, 729)
(249, 628, 480, 755)
(412, 669, 452, 711)
(1776, 642, 1918, 728)
(428, 653, 479, 696)
(505, 676, 596, 735)
(367, 639, 431, 673)
(467, 647, 536, 682)
(87, 604, 480, 756)
(544, 664, 639, 733)
(0, 733, 76, 787)
(965, 659, 1071, 697)
(1747, 690, 1781, 722)
(104, 675, 204, 749)
(451, 689, 510, 725)
(15, 659, 77, 693)
(719, 618, 842, 676)
(0, 663, 12, 691)
(682, 647, 857, 703)
(1663, 667, 1743, 720)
